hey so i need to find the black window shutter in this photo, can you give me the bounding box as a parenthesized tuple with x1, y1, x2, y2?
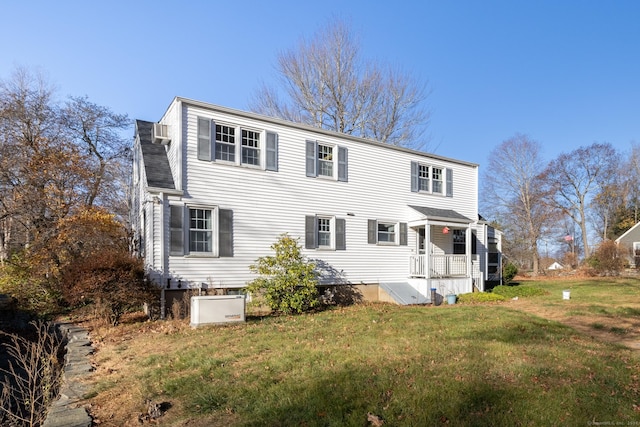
(338, 146, 348, 182)
(446, 168, 453, 197)
(169, 205, 184, 255)
(368, 219, 377, 244)
(410, 161, 419, 192)
(399, 222, 408, 246)
(305, 215, 317, 249)
(219, 209, 233, 257)
(266, 132, 278, 171)
(335, 218, 346, 250)
(306, 140, 317, 177)
(197, 118, 211, 161)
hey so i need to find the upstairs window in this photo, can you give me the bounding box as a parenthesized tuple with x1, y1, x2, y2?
(418, 164, 430, 192)
(432, 167, 443, 194)
(306, 140, 348, 181)
(215, 124, 236, 162)
(318, 144, 334, 177)
(197, 117, 278, 171)
(241, 129, 260, 166)
(411, 161, 453, 197)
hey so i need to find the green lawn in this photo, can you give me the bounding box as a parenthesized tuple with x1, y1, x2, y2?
(89, 278, 640, 426)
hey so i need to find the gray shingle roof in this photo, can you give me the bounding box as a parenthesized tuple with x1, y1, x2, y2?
(136, 120, 176, 190)
(409, 205, 473, 223)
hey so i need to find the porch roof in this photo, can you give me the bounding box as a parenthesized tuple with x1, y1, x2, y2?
(408, 205, 473, 224)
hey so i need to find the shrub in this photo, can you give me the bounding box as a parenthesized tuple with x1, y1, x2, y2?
(0, 321, 64, 427)
(491, 285, 547, 299)
(502, 262, 518, 285)
(457, 292, 506, 304)
(0, 255, 62, 316)
(586, 240, 625, 276)
(246, 234, 319, 315)
(60, 250, 157, 325)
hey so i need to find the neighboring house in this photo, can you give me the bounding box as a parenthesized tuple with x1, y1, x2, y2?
(130, 97, 502, 305)
(548, 261, 564, 271)
(615, 222, 640, 267)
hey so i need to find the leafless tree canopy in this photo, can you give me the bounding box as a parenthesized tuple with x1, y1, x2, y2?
(250, 19, 430, 149)
(542, 142, 618, 259)
(0, 67, 130, 262)
(482, 134, 556, 274)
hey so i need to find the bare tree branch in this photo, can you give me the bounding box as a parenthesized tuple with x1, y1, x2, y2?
(249, 18, 430, 149)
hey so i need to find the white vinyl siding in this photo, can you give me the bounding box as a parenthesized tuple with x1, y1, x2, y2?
(148, 101, 478, 288)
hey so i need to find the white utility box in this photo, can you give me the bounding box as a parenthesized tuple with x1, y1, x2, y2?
(190, 295, 246, 327)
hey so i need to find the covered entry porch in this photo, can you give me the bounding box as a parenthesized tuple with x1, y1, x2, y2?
(407, 206, 482, 295)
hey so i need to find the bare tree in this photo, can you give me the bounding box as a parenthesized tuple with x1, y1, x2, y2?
(542, 142, 618, 259)
(60, 96, 131, 217)
(0, 67, 131, 262)
(250, 19, 430, 148)
(482, 134, 555, 275)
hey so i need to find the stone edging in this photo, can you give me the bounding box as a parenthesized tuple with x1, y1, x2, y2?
(42, 323, 93, 427)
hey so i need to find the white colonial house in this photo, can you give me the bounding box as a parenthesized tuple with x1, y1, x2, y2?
(130, 97, 502, 304)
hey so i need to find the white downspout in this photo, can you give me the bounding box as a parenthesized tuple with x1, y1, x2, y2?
(158, 192, 166, 319)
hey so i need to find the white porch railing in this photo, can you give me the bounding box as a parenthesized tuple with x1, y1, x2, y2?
(409, 254, 427, 277)
(409, 254, 468, 278)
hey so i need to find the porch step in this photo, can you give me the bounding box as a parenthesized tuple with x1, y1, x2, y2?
(379, 282, 429, 305)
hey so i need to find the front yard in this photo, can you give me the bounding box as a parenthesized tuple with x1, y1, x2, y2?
(84, 277, 640, 426)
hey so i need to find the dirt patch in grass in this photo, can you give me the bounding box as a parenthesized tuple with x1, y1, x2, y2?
(507, 294, 640, 352)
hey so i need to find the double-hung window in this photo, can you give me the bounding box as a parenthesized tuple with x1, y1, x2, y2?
(317, 217, 332, 247)
(197, 117, 278, 171)
(305, 215, 346, 250)
(411, 161, 453, 197)
(318, 144, 334, 177)
(432, 167, 443, 194)
(169, 204, 234, 257)
(306, 140, 348, 181)
(215, 124, 236, 162)
(189, 208, 213, 253)
(241, 129, 260, 166)
(418, 164, 430, 191)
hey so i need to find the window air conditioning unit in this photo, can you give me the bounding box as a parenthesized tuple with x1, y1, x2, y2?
(152, 123, 171, 145)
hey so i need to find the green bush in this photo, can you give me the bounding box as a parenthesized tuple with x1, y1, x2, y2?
(503, 262, 518, 285)
(491, 285, 547, 299)
(457, 292, 506, 304)
(0, 254, 62, 316)
(246, 234, 319, 315)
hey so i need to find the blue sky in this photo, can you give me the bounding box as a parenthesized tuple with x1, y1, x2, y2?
(1, 1, 639, 172)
